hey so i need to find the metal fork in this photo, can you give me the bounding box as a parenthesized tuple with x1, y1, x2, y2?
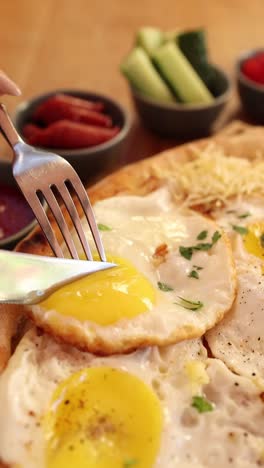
(0, 103, 106, 261)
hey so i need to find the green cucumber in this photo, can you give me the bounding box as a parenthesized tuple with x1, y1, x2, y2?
(177, 29, 216, 89)
(120, 47, 175, 103)
(178, 30, 208, 64)
(153, 41, 214, 104)
(136, 27, 164, 56)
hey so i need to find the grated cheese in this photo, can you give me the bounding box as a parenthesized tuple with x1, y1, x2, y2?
(152, 143, 264, 208)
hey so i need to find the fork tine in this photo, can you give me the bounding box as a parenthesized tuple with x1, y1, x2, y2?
(20, 190, 64, 258)
(68, 175, 107, 262)
(0, 104, 107, 261)
(42, 188, 80, 260)
(57, 183, 93, 260)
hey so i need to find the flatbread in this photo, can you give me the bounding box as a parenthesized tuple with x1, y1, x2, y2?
(0, 121, 263, 370)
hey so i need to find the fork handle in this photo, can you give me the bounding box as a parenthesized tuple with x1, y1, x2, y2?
(0, 103, 23, 148)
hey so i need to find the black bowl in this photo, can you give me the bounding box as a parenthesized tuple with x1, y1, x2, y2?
(129, 66, 231, 139)
(13, 90, 131, 182)
(236, 48, 264, 123)
(0, 160, 46, 249)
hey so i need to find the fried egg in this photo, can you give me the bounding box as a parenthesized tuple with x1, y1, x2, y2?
(207, 197, 264, 382)
(26, 188, 236, 354)
(0, 328, 264, 468)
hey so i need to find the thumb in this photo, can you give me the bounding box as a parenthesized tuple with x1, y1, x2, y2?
(0, 70, 21, 96)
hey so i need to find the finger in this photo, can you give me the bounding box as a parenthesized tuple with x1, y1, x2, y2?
(0, 70, 21, 96)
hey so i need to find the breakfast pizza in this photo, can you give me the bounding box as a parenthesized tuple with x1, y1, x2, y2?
(0, 121, 264, 468)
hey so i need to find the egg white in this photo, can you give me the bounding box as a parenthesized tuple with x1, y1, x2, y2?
(211, 197, 264, 270)
(0, 329, 264, 468)
(207, 197, 264, 382)
(27, 187, 236, 354)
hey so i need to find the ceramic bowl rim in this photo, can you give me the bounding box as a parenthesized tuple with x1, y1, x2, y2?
(130, 65, 231, 111)
(13, 89, 132, 157)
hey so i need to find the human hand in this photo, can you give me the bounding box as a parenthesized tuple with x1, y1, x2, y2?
(0, 70, 21, 96)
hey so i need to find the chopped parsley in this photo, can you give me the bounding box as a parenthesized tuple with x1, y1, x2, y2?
(179, 231, 221, 260)
(237, 211, 251, 219)
(188, 270, 199, 279)
(179, 246, 193, 260)
(97, 223, 112, 231)
(192, 395, 214, 413)
(194, 242, 213, 251)
(123, 459, 139, 468)
(188, 264, 203, 279)
(157, 281, 174, 292)
(197, 230, 208, 240)
(175, 297, 203, 311)
(232, 225, 248, 235)
(212, 230, 221, 244)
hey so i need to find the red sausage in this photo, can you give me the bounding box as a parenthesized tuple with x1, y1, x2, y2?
(23, 120, 120, 149)
(32, 98, 112, 127)
(54, 94, 105, 111)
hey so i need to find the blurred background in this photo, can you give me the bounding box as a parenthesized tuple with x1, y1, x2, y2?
(1, 0, 264, 167)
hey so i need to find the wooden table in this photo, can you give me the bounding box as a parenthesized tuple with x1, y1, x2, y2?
(0, 0, 264, 170)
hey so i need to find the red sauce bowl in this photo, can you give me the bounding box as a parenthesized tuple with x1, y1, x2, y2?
(0, 160, 45, 249)
(237, 48, 264, 123)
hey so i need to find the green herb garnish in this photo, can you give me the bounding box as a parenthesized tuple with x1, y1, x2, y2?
(157, 281, 174, 292)
(176, 297, 203, 311)
(188, 270, 199, 279)
(212, 230, 221, 244)
(179, 231, 221, 260)
(197, 230, 208, 240)
(193, 265, 203, 270)
(237, 212, 251, 219)
(123, 459, 139, 468)
(260, 233, 264, 248)
(194, 242, 213, 251)
(179, 246, 193, 260)
(97, 223, 112, 231)
(232, 225, 248, 235)
(192, 395, 214, 413)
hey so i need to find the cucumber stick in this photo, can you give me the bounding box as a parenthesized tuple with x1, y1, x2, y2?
(120, 47, 175, 103)
(177, 29, 216, 88)
(136, 27, 164, 56)
(153, 42, 214, 104)
(177, 30, 208, 66)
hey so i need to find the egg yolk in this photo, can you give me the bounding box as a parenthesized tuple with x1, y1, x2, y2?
(39, 256, 156, 325)
(243, 222, 264, 261)
(44, 367, 163, 468)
